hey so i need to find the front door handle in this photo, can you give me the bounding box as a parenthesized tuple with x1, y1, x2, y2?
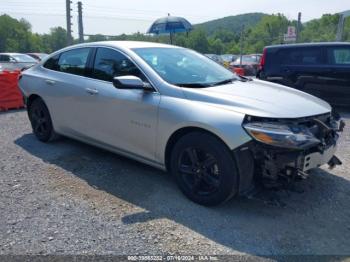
(85, 88, 99, 95)
(45, 79, 56, 85)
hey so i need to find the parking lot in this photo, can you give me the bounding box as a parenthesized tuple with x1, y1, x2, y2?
(1, 109, 350, 256)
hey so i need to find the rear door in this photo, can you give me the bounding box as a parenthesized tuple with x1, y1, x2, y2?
(41, 47, 94, 133)
(323, 46, 350, 106)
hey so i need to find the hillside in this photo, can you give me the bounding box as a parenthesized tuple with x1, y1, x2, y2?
(196, 13, 267, 36)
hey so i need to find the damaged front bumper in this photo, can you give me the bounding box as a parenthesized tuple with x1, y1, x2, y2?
(303, 144, 338, 171)
(234, 112, 345, 193)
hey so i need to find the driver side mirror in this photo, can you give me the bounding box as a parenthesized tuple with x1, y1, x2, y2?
(113, 76, 153, 91)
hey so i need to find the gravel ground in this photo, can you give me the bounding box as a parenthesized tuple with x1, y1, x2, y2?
(0, 109, 350, 257)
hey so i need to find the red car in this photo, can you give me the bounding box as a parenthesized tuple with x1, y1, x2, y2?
(230, 54, 262, 76)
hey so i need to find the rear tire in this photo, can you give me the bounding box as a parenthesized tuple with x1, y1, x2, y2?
(170, 132, 239, 206)
(28, 98, 59, 142)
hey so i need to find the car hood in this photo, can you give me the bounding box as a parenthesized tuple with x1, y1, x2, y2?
(181, 79, 331, 118)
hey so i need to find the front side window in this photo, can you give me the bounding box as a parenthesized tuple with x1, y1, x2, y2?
(92, 48, 145, 82)
(327, 47, 350, 65)
(57, 48, 90, 76)
(133, 47, 236, 87)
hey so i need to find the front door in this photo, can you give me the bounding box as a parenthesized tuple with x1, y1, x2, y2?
(78, 47, 160, 161)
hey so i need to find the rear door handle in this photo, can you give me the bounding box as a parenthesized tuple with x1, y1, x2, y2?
(45, 79, 56, 85)
(85, 88, 99, 95)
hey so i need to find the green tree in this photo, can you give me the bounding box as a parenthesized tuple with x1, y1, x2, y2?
(225, 41, 240, 54)
(300, 14, 340, 42)
(0, 15, 32, 52)
(87, 34, 108, 42)
(186, 29, 209, 53)
(208, 38, 225, 54)
(174, 34, 188, 47)
(212, 29, 236, 43)
(45, 27, 67, 52)
(1, 12, 349, 56)
(244, 14, 291, 53)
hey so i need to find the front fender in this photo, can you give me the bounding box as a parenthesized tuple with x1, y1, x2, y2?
(156, 96, 252, 164)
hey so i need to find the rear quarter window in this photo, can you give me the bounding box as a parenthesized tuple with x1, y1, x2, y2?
(327, 47, 350, 65)
(43, 54, 60, 71)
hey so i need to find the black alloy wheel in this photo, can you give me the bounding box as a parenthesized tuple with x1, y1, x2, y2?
(178, 147, 220, 196)
(171, 132, 239, 206)
(28, 98, 57, 142)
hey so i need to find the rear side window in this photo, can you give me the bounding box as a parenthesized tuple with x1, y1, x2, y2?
(327, 47, 350, 65)
(92, 47, 145, 82)
(57, 48, 90, 76)
(43, 54, 60, 71)
(278, 47, 323, 65)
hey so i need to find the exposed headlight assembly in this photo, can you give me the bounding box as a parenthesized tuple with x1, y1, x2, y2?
(243, 122, 321, 150)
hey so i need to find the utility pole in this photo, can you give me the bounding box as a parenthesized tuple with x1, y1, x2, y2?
(336, 14, 345, 41)
(77, 1, 84, 43)
(296, 12, 302, 43)
(66, 0, 73, 45)
(239, 25, 244, 67)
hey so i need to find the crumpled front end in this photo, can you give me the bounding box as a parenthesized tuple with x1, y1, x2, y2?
(234, 112, 345, 193)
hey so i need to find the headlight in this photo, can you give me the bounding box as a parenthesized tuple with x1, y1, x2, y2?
(243, 122, 320, 149)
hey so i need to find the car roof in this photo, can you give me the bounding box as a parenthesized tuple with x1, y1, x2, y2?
(69, 41, 180, 50)
(265, 42, 350, 50)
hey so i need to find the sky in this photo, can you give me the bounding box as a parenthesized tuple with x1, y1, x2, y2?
(0, 0, 348, 37)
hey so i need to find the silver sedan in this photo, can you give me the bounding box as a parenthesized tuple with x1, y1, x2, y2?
(0, 53, 37, 71)
(19, 41, 344, 206)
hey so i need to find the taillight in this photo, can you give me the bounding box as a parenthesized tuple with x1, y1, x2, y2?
(259, 48, 267, 70)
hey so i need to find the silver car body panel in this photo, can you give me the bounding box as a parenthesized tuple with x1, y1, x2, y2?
(182, 79, 331, 118)
(19, 41, 333, 170)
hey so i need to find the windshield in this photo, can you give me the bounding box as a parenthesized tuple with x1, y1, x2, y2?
(133, 47, 237, 87)
(11, 54, 37, 63)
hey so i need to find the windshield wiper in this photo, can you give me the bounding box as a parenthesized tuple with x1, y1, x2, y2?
(210, 78, 237, 86)
(175, 77, 238, 88)
(175, 83, 212, 88)
(237, 74, 253, 82)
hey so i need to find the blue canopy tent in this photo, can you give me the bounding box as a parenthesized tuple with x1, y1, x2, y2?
(147, 15, 193, 44)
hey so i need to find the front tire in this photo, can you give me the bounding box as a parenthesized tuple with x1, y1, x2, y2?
(28, 98, 58, 142)
(170, 132, 239, 206)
